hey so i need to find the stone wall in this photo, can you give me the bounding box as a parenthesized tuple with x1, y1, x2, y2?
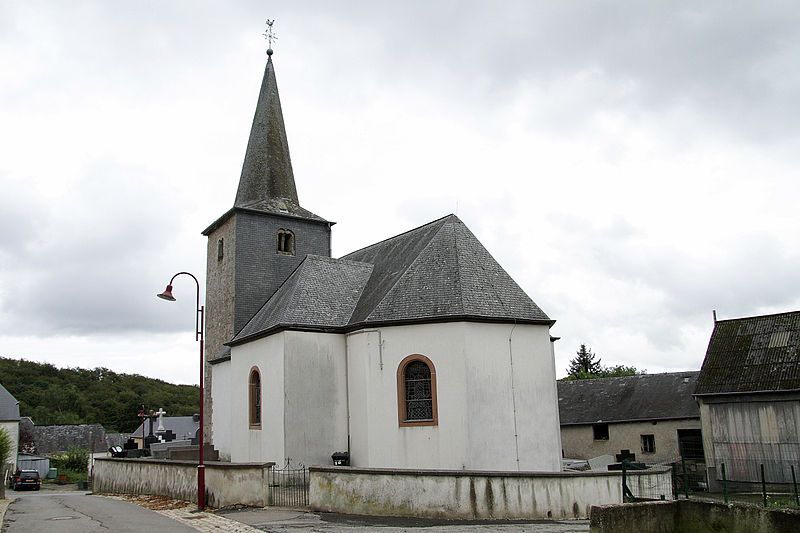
(93, 458, 273, 508)
(32, 423, 107, 454)
(310, 466, 672, 520)
(589, 500, 800, 533)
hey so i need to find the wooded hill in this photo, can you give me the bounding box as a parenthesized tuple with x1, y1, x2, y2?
(0, 356, 199, 433)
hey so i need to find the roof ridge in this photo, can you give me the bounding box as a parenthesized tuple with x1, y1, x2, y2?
(362, 217, 455, 322)
(455, 222, 513, 314)
(559, 371, 700, 384)
(715, 309, 800, 323)
(340, 214, 456, 259)
(452, 218, 465, 315)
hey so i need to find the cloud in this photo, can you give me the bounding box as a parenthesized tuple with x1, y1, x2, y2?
(0, 160, 203, 337)
(1, 1, 799, 385)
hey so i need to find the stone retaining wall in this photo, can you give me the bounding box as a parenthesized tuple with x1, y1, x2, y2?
(93, 458, 273, 508)
(310, 466, 672, 520)
(589, 500, 800, 533)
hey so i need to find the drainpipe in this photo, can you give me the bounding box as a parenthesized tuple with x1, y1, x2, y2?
(344, 329, 385, 461)
(508, 322, 520, 471)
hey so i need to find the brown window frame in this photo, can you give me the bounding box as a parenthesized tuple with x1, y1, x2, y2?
(396, 354, 438, 427)
(249, 366, 262, 429)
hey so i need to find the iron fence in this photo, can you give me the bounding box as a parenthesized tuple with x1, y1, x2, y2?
(268, 460, 309, 507)
(713, 460, 800, 510)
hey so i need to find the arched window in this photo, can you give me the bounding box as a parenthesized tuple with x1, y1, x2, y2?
(397, 354, 438, 427)
(249, 367, 261, 429)
(277, 229, 295, 255)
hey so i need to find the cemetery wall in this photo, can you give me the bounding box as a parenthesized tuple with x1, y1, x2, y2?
(93, 458, 272, 508)
(310, 466, 672, 520)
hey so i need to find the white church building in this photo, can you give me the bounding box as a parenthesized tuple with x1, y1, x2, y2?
(204, 51, 563, 473)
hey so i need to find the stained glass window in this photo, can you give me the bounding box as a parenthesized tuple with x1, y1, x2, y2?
(249, 369, 261, 427)
(404, 361, 433, 420)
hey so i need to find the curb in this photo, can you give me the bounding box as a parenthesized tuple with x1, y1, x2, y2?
(0, 496, 16, 530)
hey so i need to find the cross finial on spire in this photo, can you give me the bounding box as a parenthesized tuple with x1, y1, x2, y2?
(263, 19, 277, 56)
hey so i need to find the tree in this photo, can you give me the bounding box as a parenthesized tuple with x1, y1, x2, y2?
(564, 345, 646, 380)
(601, 364, 645, 378)
(567, 344, 602, 378)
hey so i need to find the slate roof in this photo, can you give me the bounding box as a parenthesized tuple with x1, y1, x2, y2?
(231, 214, 552, 345)
(0, 383, 20, 421)
(234, 256, 374, 339)
(695, 311, 800, 395)
(557, 372, 700, 425)
(236, 56, 299, 209)
(132, 416, 199, 441)
(203, 56, 327, 236)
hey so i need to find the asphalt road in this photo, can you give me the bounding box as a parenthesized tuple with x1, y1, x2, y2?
(2, 491, 197, 533)
(2, 489, 590, 533)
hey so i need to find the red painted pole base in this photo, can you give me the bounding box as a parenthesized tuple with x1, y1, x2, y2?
(197, 464, 206, 510)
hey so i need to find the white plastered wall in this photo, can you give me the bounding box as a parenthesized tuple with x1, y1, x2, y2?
(346, 321, 561, 471)
(210, 360, 232, 461)
(283, 331, 348, 466)
(228, 333, 285, 463)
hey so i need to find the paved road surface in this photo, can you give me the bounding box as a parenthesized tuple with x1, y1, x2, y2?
(218, 508, 590, 532)
(2, 491, 589, 532)
(2, 491, 197, 533)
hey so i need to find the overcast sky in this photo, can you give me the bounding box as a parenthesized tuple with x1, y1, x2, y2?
(1, 1, 798, 385)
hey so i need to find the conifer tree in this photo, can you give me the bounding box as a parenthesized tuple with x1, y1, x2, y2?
(567, 344, 602, 378)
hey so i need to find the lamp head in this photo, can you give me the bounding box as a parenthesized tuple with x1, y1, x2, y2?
(157, 284, 176, 301)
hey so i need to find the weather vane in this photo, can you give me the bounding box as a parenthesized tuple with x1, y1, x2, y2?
(263, 19, 277, 55)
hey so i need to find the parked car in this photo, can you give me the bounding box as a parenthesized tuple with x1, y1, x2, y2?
(9, 470, 41, 491)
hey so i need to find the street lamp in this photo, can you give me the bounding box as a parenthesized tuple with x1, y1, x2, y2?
(157, 271, 206, 511)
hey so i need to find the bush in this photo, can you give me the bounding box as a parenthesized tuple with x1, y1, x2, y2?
(50, 447, 89, 472)
(0, 428, 12, 466)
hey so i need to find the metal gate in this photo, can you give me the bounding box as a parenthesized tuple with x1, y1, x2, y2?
(268, 460, 309, 507)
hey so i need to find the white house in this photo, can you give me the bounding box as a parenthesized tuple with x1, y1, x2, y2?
(0, 383, 20, 472)
(204, 52, 562, 472)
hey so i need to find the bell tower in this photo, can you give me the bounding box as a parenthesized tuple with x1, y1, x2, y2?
(201, 48, 333, 440)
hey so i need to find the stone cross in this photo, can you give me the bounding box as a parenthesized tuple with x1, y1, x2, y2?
(155, 408, 167, 432)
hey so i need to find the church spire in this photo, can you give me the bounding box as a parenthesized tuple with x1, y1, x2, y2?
(234, 53, 299, 208)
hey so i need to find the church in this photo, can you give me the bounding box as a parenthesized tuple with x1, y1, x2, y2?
(203, 50, 563, 472)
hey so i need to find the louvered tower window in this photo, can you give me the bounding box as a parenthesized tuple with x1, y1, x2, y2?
(397, 355, 438, 427)
(277, 229, 295, 255)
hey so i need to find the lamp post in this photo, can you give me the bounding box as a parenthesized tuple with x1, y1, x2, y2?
(157, 271, 205, 511)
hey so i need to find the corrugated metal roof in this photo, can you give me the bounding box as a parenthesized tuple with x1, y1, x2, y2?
(557, 372, 700, 425)
(695, 310, 800, 395)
